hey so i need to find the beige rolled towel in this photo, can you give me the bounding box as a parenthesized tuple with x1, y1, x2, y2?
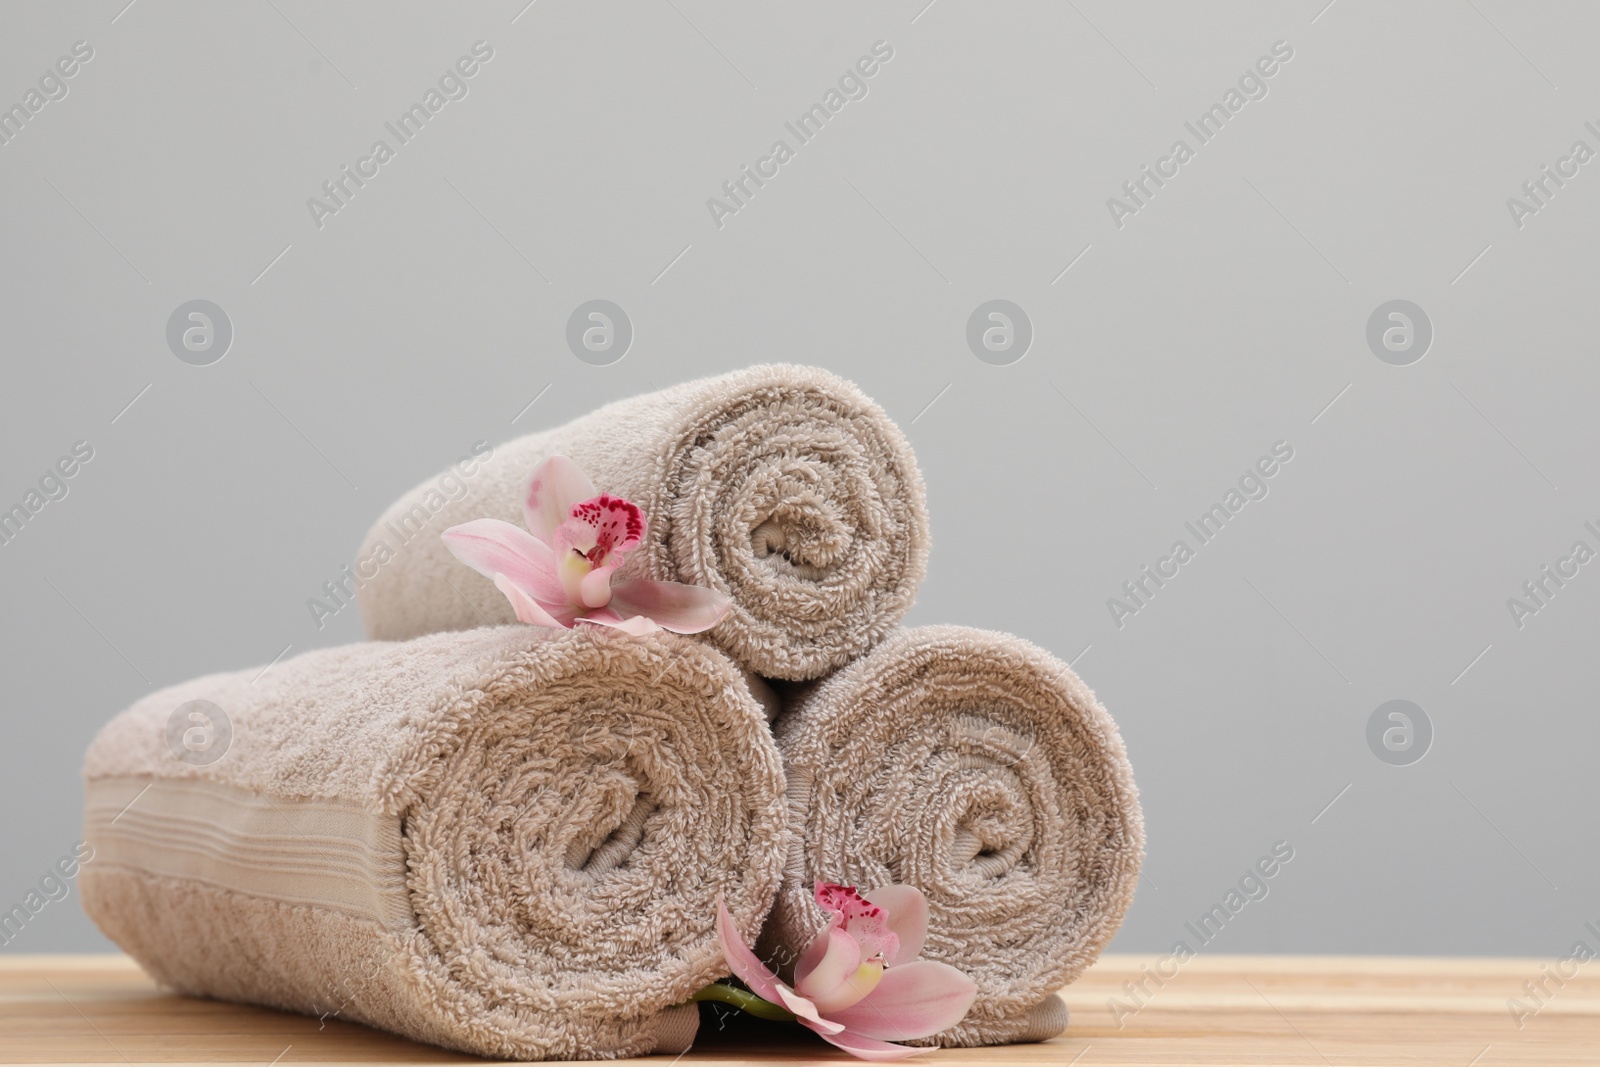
(356, 364, 929, 680)
(762, 625, 1144, 1047)
(80, 626, 787, 1061)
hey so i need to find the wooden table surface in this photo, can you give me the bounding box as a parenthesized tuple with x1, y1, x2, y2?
(3, 953, 1596, 1065)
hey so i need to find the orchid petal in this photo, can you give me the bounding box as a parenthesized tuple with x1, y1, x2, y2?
(813, 1026, 925, 1061)
(777, 987, 845, 1035)
(714, 896, 785, 1006)
(492, 574, 570, 629)
(864, 884, 928, 966)
(577, 609, 660, 636)
(607, 579, 732, 635)
(523, 456, 595, 543)
(441, 519, 564, 605)
(825, 961, 977, 1042)
(794, 925, 840, 991)
(578, 564, 616, 608)
(795, 927, 863, 1004)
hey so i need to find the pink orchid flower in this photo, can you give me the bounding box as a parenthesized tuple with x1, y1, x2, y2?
(714, 882, 977, 1060)
(440, 455, 731, 635)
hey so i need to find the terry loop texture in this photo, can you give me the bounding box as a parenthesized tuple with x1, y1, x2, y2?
(356, 364, 930, 680)
(80, 626, 788, 1061)
(762, 626, 1144, 1047)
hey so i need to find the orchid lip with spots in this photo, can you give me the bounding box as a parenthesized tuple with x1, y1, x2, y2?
(441, 455, 732, 635)
(704, 881, 978, 1060)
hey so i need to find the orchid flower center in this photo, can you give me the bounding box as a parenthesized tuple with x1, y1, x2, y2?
(557, 549, 605, 606)
(795, 882, 903, 1014)
(572, 495, 643, 563)
(819, 957, 886, 1013)
(816, 885, 899, 960)
(553, 494, 645, 609)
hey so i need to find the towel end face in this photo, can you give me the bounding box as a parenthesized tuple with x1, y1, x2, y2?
(648, 1002, 701, 1055)
(1014, 994, 1071, 1043)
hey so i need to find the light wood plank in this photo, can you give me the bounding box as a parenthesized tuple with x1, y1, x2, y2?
(2, 954, 1595, 1064)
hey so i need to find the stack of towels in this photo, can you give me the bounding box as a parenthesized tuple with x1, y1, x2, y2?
(81, 365, 1144, 1060)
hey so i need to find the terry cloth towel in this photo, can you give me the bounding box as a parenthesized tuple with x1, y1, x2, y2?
(79, 626, 788, 1061)
(356, 364, 929, 681)
(761, 625, 1144, 1047)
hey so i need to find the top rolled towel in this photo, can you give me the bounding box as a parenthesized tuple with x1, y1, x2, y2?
(356, 364, 929, 680)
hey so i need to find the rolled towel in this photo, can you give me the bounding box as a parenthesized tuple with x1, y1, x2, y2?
(762, 625, 1144, 1047)
(80, 626, 787, 1061)
(356, 364, 929, 681)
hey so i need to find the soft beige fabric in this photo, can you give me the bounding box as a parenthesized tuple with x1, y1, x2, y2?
(762, 625, 1144, 1047)
(81, 626, 788, 1061)
(356, 364, 929, 680)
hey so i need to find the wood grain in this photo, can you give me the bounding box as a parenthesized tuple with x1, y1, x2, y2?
(3, 953, 1596, 1064)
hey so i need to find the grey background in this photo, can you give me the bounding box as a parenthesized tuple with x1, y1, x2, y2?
(2, 0, 1595, 959)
